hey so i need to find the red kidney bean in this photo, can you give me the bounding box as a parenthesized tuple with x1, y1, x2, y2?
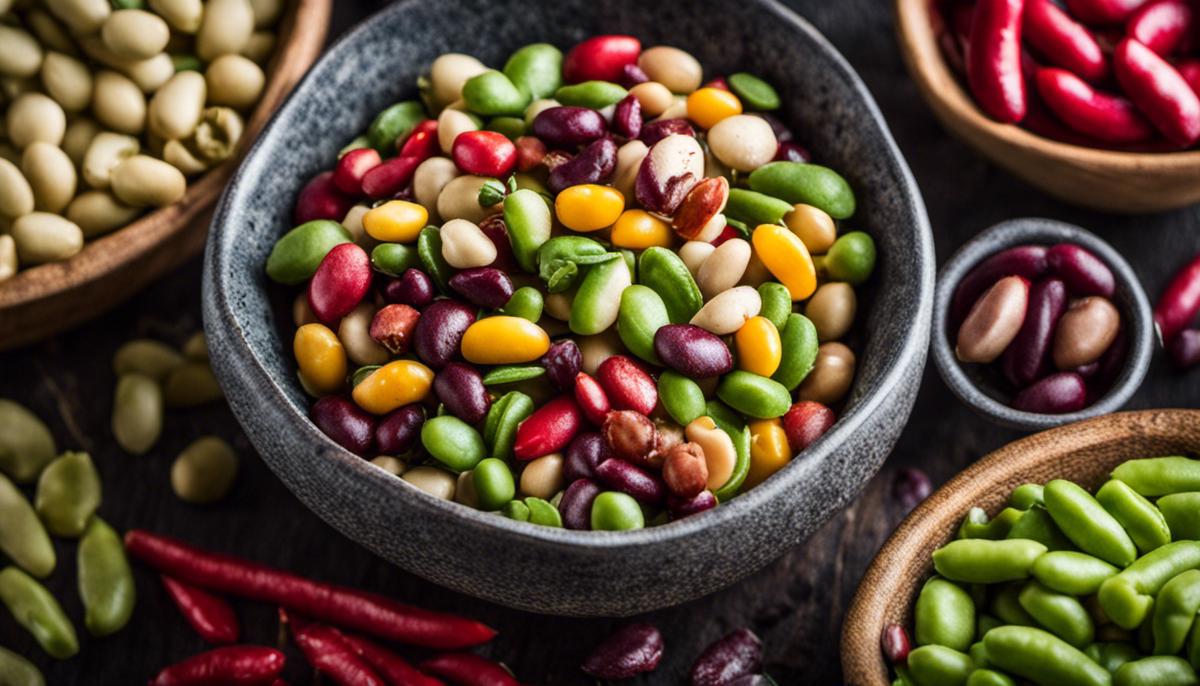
(1129, 0, 1194, 56)
(1034, 68, 1154, 142)
(452, 131, 517, 178)
(308, 243, 372, 325)
(967, 0, 1027, 123)
(596, 355, 658, 415)
(1012, 371, 1088, 413)
(334, 148, 382, 196)
(559, 478, 602, 530)
(547, 136, 618, 194)
(369, 304, 420, 355)
(951, 245, 1048, 325)
(311, 396, 375, 455)
(294, 171, 356, 225)
(361, 156, 421, 199)
(1178, 59, 1200, 96)
(563, 35, 641, 83)
(1046, 243, 1115, 297)
(574, 371, 611, 426)
(619, 63, 649, 88)
(1002, 278, 1067, 387)
(1154, 253, 1200, 344)
(383, 268, 435, 309)
(1094, 324, 1129, 389)
(1114, 37, 1200, 146)
(638, 118, 696, 146)
(1024, 0, 1109, 82)
(602, 410, 658, 465)
(514, 136, 547, 172)
(690, 629, 763, 686)
(448, 267, 514, 309)
(512, 395, 583, 460)
(881, 623, 912, 665)
(892, 468, 931, 512)
(773, 141, 812, 163)
(478, 215, 517, 272)
(1169, 328, 1200, 369)
(412, 299, 476, 369)
(581, 623, 663, 680)
(433, 362, 491, 424)
(564, 432, 609, 482)
(595, 458, 665, 504)
(781, 401, 836, 453)
(397, 119, 439, 161)
(654, 324, 734, 378)
(1065, 0, 1150, 23)
(667, 490, 717, 518)
(613, 94, 642, 140)
(374, 404, 425, 456)
(531, 107, 609, 148)
(541, 339, 582, 391)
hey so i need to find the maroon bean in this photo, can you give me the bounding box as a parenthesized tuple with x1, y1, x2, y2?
(1075, 361, 1101, 378)
(1169, 328, 1200, 370)
(564, 432, 609, 482)
(668, 490, 717, 518)
(559, 478, 602, 530)
(433, 362, 491, 424)
(755, 112, 793, 142)
(1011, 371, 1088, 414)
(1002, 278, 1067, 388)
(374, 404, 425, 455)
(478, 215, 517, 272)
(448, 267, 514, 309)
(542, 339, 582, 391)
(310, 396, 375, 455)
(639, 118, 696, 146)
(308, 243, 372, 325)
(1046, 243, 1115, 297)
(892, 468, 931, 512)
(595, 458, 665, 504)
(781, 401, 835, 453)
(951, 245, 1049, 325)
(689, 628, 763, 686)
(881, 623, 912, 665)
(596, 356, 658, 416)
(531, 106, 609, 148)
(412, 299, 476, 369)
(294, 171, 355, 225)
(773, 141, 811, 162)
(1095, 325, 1129, 390)
(654, 324, 734, 378)
(602, 410, 659, 464)
(619, 63, 649, 88)
(383, 268, 436, 309)
(581, 623, 664, 680)
(612, 95, 642, 139)
(547, 136, 618, 194)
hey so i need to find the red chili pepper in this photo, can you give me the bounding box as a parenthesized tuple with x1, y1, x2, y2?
(342, 633, 446, 686)
(419, 653, 522, 686)
(1035, 67, 1156, 141)
(968, 0, 1028, 123)
(1113, 37, 1200, 145)
(162, 576, 240, 645)
(398, 120, 440, 162)
(1024, 0, 1110, 81)
(124, 530, 497, 650)
(1155, 253, 1200, 345)
(150, 646, 285, 686)
(1065, 0, 1152, 24)
(1127, 0, 1194, 55)
(293, 624, 386, 686)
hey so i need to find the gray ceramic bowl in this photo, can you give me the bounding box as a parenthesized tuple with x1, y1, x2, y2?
(202, 0, 935, 615)
(932, 218, 1153, 432)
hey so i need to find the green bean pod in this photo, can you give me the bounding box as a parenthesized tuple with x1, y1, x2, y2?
(967, 669, 1017, 686)
(757, 282, 792, 331)
(915, 576, 976, 652)
(771, 313, 819, 391)
(1006, 505, 1074, 551)
(1158, 493, 1200, 541)
(553, 80, 627, 109)
(77, 518, 135, 637)
(0, 645, 44, 686)
(617, 285, 669, 364)
(1096, 479, 1171, 554)
(907, 645, 975, 686)
(658, 371, 706, 426)
(706, 400, 751, 502)
(481, 365, 544, 386)
(569, 256, 631, 336)
(367, 100, 425, 152)
(1010, 483, 1045, 510)
(725, 188, 793, 226)
(1085, 643, 1142, 674)
(1099, 541, 1200, 630)
(0, 474, 54, 578)
(1045, 479, 1138, 567)
(417, 226, 453, 294)
(0, 399, 57, 484)
(638, 247, 703, 324)
(1153, 569, 1200, 655)
(983, 626, 1110, 686)
(505, 189, 552, 273)
(502, 43, 562, 100)
(1113, 656, 1198, 686)
(35, 451, 101, 538)
(747, 161, 856, 219)
(1112, 457, 1200, 497)
(932, 539, 1048, 584)
(1017, 581, 1094, 647)
(959, 508, 1023, 540)
(0, 567, 77, 659)
(483, 391, 534, 461)
(1032, 551, 1119, 596)
(991, 583, 1037, 627)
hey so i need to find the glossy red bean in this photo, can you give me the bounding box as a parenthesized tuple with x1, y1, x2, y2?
(602, 410, 658, 464)
(559, 478, 602, 530)
(361, 155, 421, 199)
(951, 245, 1049, 325)
(638, 118, 696, 146)
(690, 628, 764, 686)
(967, 0, 1027, 123)
(1114, 37, 1200, 147)
(547, 136, 617, 194)
(893, 468, 931, 512)
(1154, 253, 1200, 344)
(1129, 0, 1193, 56)
(512, 395, 583, 460)
(397, 119, 439, 162)
(308, 243, 371, 325)
(1024, 0, 1108, 83)
(564, 432, 609, 482)
(613, 95, 642, 139)
(452, 131, 517, 178)
(412, 299, 476, 369)
(563, 35, 641, 84)
(1169, 329, 1200, 369)
(581, 623, 664, 680)
(433, 362, 491, 424)
(311, 396, 375, 455)
(542, 339, 583, 391)
(478, 215, 517, 272)
(294, 171, 356, 225)
(781, 401, 836, 453)
(881, 623, 912, 665)
(574, 372, 610, 426)
(334, 148, 382, 195)
(595, 458, 665, 504)
(596, 355, 658, 415)
(531, 107, 608, 148)
(369, 304, 420, 355)
(374, 404, 425, 456)
(1094, 324, 1129, 390)
(1002, 278, 1067, 388)
(1034, 68, 1155, 143)
(619, 63, 649, 88)
(773, 141, 812, 162)
(514, 136, 547, 172)
(654, 324, 734, 378)
(1046, 243, 1115, 297)
(383, 268, 435, 309)
(1065, 0, 1150, 23)
(448, 267, 513, 309)
(667, 490, 717, 518)
(1011, 371, 1088, 413)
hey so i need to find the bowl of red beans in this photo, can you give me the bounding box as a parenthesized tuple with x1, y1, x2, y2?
(203, 0, 935, 615)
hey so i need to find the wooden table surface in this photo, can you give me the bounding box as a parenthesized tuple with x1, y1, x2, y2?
(2, 1, 1198, 683)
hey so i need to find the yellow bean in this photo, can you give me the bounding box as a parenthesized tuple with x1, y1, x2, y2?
(293, 323, 346, 395)
(351, 360, 434, 415)
(555, 184, 624, 233)
(744, 418, 790, 489)
(752, 224, 817, 301)
(363, 200, 428, 243)
(610, 209, 672, 249)
(461, 316, 550, 365)
(735, 316, 782, 377)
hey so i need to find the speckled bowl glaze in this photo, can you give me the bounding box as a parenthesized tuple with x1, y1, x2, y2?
(203, 0, 935, 615)
(932, 218, 1153, 433)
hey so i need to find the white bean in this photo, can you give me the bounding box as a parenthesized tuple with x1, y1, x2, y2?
(148, 0, 202, 33)
(92, 71, 146, 135)
(249, 0, 284, 27)
(689, 285, 762, 335)
(637, 46, 703, 94)
(110, 155, 186, 207)
(0, 235, 16, 282)
(0, 159, 35, 219)
(66, 190, 141, 237)
(679, 240, 716, 277)
(148, 71, 206, 140)
(413, 156, 459, 219)
(11, 212, 83, 264)
(696, 238, 751, 300)
(101, 10, 171, 61)
(161, 140, 208, 175)
(629, 82, 674, 117)
(197, 0, 255, 61)
(122, 53, 175, 93)
(707, 114, 777, 172)
(338, 303, 389, 366)
(436, 174, 491, 224)
(0, 26, 44, 79)
(25, 10, 75, 55)
(402, 466, 456, 500)
(40, 53, 93, 112)
(439, 218, 496, 269)
(22, 143, 76, 214)
(7, 93, 67, 148)
(437, 107, 479, 155)
(46, 0, 112, 35)
(205, 55, 265, 110)
(520, 453, 564, 499)
(61, 118, 100, 168)
(612, 139, 648, 200)
(429, 53, 487, 108)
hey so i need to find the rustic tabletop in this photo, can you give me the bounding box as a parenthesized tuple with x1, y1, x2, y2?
(2, 0, 1198, 683)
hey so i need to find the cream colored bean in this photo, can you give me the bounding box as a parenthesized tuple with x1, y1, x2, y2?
(578, 329, 624, 376)
(612, 139, 648, 200)
(429, 53, 488, 108)
(22, 143, 76, 214)
(110, 154, 186, 207)
(112, 338, 184, 380)
(171, 436, 238, 504)
(370, 455, 406, 476)
(197, 0, 255, 61)
(629, 81, 674, 117)
(249, 0, 284, 27)
(739, 251, 771, 288)
(522, 98, 560, 127)
(0, 27, 44, 79)
(66, 191, 140, 238)
(697, 237, 751, 300)
(797, 342, 856, 405)
(241, 32, 276, 64)
(40, 53, 93, 112)
(0, 235, 16, 282)
(46, 0, 112, 34)
(7, 93, 66, 148)
(806, 282, 857, 342)
(455, 470, 479, 507)
(205, 55, 264, 110)
(402, 466, 456, 500)
(694, 212, 727, 243)
(11, 213, 83, 264)
(436, 174, 491, 224)
(92, 71, 145, 135)
(190, 106, 243, 164)
(685, 416, 735, 491)
(62, 118, 99, 167)
(707, 114, 777, 172)
(440, 218, 496, 269)
(338, 303, 389, 366)
(162, 140, 208, 175)
(149, 0, 202, 33)
(82, 132, 139, 189)
(112, 372, 162, 455)
(122, 53, 175, 93)
(637, 46, 703, 94)
(164, 362, 223, 408)
(0, 159, 34, 219)
(520, 453, 564, 500)
(785, 204, 837, 254)
(690, 285, 762, 335)
(25, 10, 76, 56)
(341, 204, 370, 244)
(956, 275, 1029, 364)
(148, 71, 206, 140)
(413, 156, 459, 219)
(1053, 296, 1120, 370)
(657, 95, 689, 120)
(543, 290, 573, 322)
(293, 293, 317, 327)
(437, 107, 479, 155)
(679, 240, 715, 277)
(102, 10, 170, 61)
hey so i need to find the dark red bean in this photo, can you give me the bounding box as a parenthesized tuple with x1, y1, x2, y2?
(573, 372, 611, 426)
(595, 458, 665, 504)
(547, 136, 618, 194)
(689, 628, 763, 686)
(383, 268, 435, 309)
(596, 355, 658, 415)
(1011, 371, 1088, 414)
(397, 119, 439, 162)
(374, 405, 425, 456)
(308, 243, 372, 325)
(704, 77, 730, 91)
(773, 141, 811, 162)
(559, 478, 602, 530)
(448, 267, 514, 309)
(541, 339, 582, 391)
(1075, 361, 1101, 378)
(892, 468, 931, 512)
(512, 396, 583, 460)
(564, 432, 609, 482)
(478, 215, 517, 272)
(1113, 37, 1200, 147)
(334, 148, 382, 195)
(619, 63, 649, 88)
(581, 623, 664, 680)
(613, 95, 642, 139)
(601, 410, 658, 464)
(1154, 253, 1200, 345)
(951, 245, 1049, 325)
(668, 490, 717, 518)
(1129, 0, 1195, 56)
(514, 135, 547, 172)
(531, 106, 609, 148)
(781, 401, 836, 453)
(1024, 0, 1109, 83)
(412, 299, 476, 369)
(433, 362, 491, 424)
(639, 118, 696, 146)
(1045, 243, 1115, 297)
(361, 156, 421, 199)
(452, 131, 516, 177)
(1095, 324, 1129, 390)
(311, 396, 375, 455)
(881, 623, 912, 665)
(294, 171, 355, 225)
(1169, 328, 1200, 369)
(1002, 278, 1068, 388)
(563, 35, 641, 84)
(654, 324, 734, 378)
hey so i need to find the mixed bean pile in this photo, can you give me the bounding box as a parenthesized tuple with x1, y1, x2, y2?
(936, 0, 1200, 150)
(952, 241, 1127, 414)
(0, 0, 282, 281)
(267, 35, 878, 531)
(886, 455, 1200, 686)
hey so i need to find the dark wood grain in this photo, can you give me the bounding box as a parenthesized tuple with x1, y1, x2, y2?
(0, 1, 1197, 683)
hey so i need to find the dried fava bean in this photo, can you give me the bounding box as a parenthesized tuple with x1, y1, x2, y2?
(196, 0, 255, 61)
(110, 155, 187, 207)
(23, 143, 75, 214)
(956, 276, 1030, 364)
(440, 218, 497, 269)
(612, 139, 649, 200)
(35, 452, 101, 538)
(7, 93, 67, 148)
(0, 399, 57, 484)
(91, 72, 144, 136)
(112, 373, 163, 455)
(67, 191, 141, 238)
(402, 466, 457, 500)
(77, 517, 135, 638)
(1053, 296, 1120, 370)
(0, 237, 14, 283)
(0, 158, 34, 219)
(11, 213, 83, 265)
(171, 437, 238, 504)
(102, 10, 170, 61)
(0, 473, 56, 578)
(784, 204, 837, 254)
(205, 55, 265, 110)
(0, 25, 43, 78)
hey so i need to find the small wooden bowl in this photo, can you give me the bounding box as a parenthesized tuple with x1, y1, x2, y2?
(0, 0, 331, 351)
(894, 0, 1200, 213)
(841, 409, 1200, 685)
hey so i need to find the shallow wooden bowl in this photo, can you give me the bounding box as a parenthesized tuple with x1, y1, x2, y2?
(894, 0, 1200, 213)
(841, 409, 1200, 685)
(0, 0, 331, 351)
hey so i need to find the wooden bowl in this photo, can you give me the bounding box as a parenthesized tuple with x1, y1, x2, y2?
(841, 409, 1200, 685)
(0, 0, 331, 351)
(894, 0, 1200, 213)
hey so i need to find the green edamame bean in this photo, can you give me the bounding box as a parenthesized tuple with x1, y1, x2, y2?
(638, 247, 703, 323)
(757, 282, 792, 331)
(907, 645, 975, 686)
(1017, 580, 1094, 647)
(1006, 505, 1074, 551)
(0, 567, 77, 659)
(705, 400, 751, 502)
(35, 451, 101, 538)
(716, 371, 791, 419)
(747, 161, 856, 220)
(526, 497, 562, 527)
(536, 236, 614, 292)
(503, 43, 562, 100)
(77, 517, 134, 637)
(1010, 483, 1045, 510)
(1032, 551, 1119, 596)
(486, 116, 527, 140)
(727, 72, 780, 111)
(967, 670, 1016, 686)
(417, 226, 454, 294)
(266, 220, 352, 285)
(959, 507, 1023, 540)
(1099, 541, 1200, 630)
(481, 365, 544, 385)
(554, 80, 627, 109)
(483, 391, 534, 461)
(725, 188, 793, 226)
(1086, 643, 1141, 673)
(1157, 493, 1200, 540)
(502, 286, 543, 322)
(1045, 479, 1137, 567)
(825, 231, 877, 286)
(420, 416, 485, 472)
(112, 373, 163, 455)
(932, 539, 1047, 584)
(1112, 457, 1200, 497)
(0, 399, 57, 484)
(505, 189, 552, 273)
(991, 583, 1036, 627)
(502, 499, 530, 522)
(1114, 656, 1198, 686)
(0, 645, 44, 686)
(617, 285, 669, 364)
(569, 256, 631, 336)
(1153, 569, 1200, 655)
(1096, 479, 1171, 554)
(977, 614, 1004, 639)
(658, 371, 706, 426)
(915, 576, 976, 652)
(970, 640, 991, 668)
(984, 626, 1109, 686)
(367, 100, 425, 152)
(463, 70, 530, 116)
(371, 243, 420, 277)
(0, 474, 55, 578)
(772, 313, 819, 391)
(472, 458, 515, 512)
(591, 491, 644, 531)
